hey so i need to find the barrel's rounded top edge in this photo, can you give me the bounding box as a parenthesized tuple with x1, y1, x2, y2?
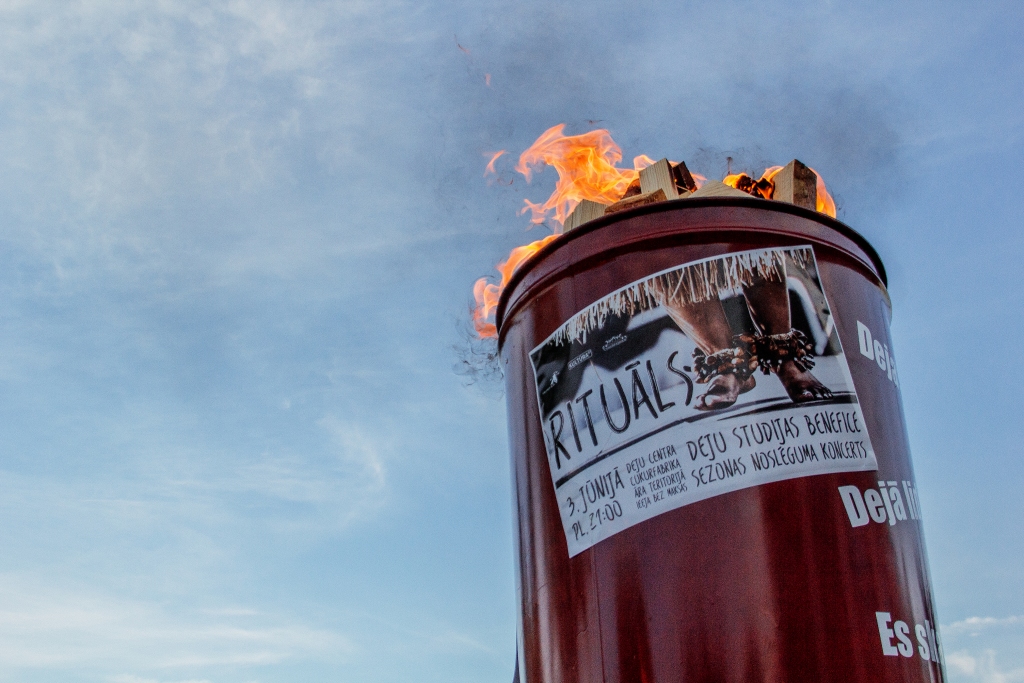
(494, 197, 887, 343)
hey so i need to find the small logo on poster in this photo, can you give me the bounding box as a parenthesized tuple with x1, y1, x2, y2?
(602, 334, 628, 351)
(568, 349, 593, 370)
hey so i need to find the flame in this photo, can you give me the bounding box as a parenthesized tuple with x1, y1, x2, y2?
(724, 170, 773, 199)
(472, 234, 560, 338)
(808, 167, 837, 218)
(483, 150, 505, 177)
(471, 125, 840, 340)
(724, 165, 835, 217)
(634, 155, 656, 171)
(472, 125, 650, 338)
(722, 173, 748, 188)
(515, 124, 648, 226)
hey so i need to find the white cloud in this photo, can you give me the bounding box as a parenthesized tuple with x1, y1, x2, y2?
(158, 416, 388, 529)
(943, 616, 1024, 683)
(0, 574, 350, 673)
(0, 413, 392, 603)
(949, 651, 978, 677)
(0, 0, 402, 220)
(0, 0, 439, 300)
(314, 415, 388, 521)
(0, 570, 503, 679)
(946, 650, 1024, 683)
(946, 616, 1023, 634)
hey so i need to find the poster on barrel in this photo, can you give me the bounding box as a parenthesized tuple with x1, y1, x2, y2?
(529, 245, 878, 557)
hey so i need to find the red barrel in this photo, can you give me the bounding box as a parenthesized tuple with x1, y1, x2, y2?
(497, 198, 946, 683)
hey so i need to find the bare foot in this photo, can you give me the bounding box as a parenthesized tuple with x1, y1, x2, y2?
(777, 360, 832, 403)
(696, 374, 757, 411)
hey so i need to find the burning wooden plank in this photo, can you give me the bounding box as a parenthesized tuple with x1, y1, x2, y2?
(640, 158, 699, 199)
(564, 199, 609, 232)
(640, 159, 682, 199)
(688, 180, 750, 198)
(604, 189, 667, 214)
(724, 173, 774, 199)
(771, 159, 817, 210)
(672, 161, 699, 193)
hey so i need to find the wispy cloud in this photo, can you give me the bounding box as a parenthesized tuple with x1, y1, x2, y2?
(0, 0, 429, 296)
(0, 0, 357, 209)
(943, 616, 1024, 683)
(946, 616, 1024, 634)
(0, 574, 350, 674)
(0, 413, 390, 537)
(946, 650, 1024, 683)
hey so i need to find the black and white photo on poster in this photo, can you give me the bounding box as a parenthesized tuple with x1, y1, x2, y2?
(529, 245, 878, 556)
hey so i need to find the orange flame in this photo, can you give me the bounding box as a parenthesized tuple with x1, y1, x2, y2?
(515, 124, 650, 226)
(483, 150, 505, 177)
(471, 126, 840, 340)
(722, 173, 748, 188)
(809, 167, 837, 218)
(725, 165, 836, 218)
(472, 234, 559, 338)
(634, 154, 657, 172)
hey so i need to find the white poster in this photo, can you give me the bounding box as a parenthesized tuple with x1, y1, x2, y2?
(529, 245, 877, 557)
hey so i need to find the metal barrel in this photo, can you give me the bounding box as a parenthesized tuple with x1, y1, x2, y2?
(497, 198, 945, 683)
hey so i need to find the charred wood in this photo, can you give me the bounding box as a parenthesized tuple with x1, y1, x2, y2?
(671, 161, 699, 193)
(727, 173, 773, 199)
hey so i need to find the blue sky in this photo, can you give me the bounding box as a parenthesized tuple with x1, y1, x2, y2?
(0, 1, 1020, 681)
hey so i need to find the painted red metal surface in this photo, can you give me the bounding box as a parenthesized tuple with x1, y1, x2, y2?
(498, 198, 945, 683)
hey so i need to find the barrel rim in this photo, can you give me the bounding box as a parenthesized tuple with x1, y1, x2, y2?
(494, 196, 887, 338)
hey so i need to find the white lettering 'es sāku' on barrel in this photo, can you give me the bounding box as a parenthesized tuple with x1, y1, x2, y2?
(875, 611, 944, 664)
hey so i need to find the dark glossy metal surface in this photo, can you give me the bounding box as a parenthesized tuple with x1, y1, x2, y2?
(499, 199, 945, 683)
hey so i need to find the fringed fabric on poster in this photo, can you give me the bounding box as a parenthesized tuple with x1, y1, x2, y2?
(530, 245, 878, 557)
